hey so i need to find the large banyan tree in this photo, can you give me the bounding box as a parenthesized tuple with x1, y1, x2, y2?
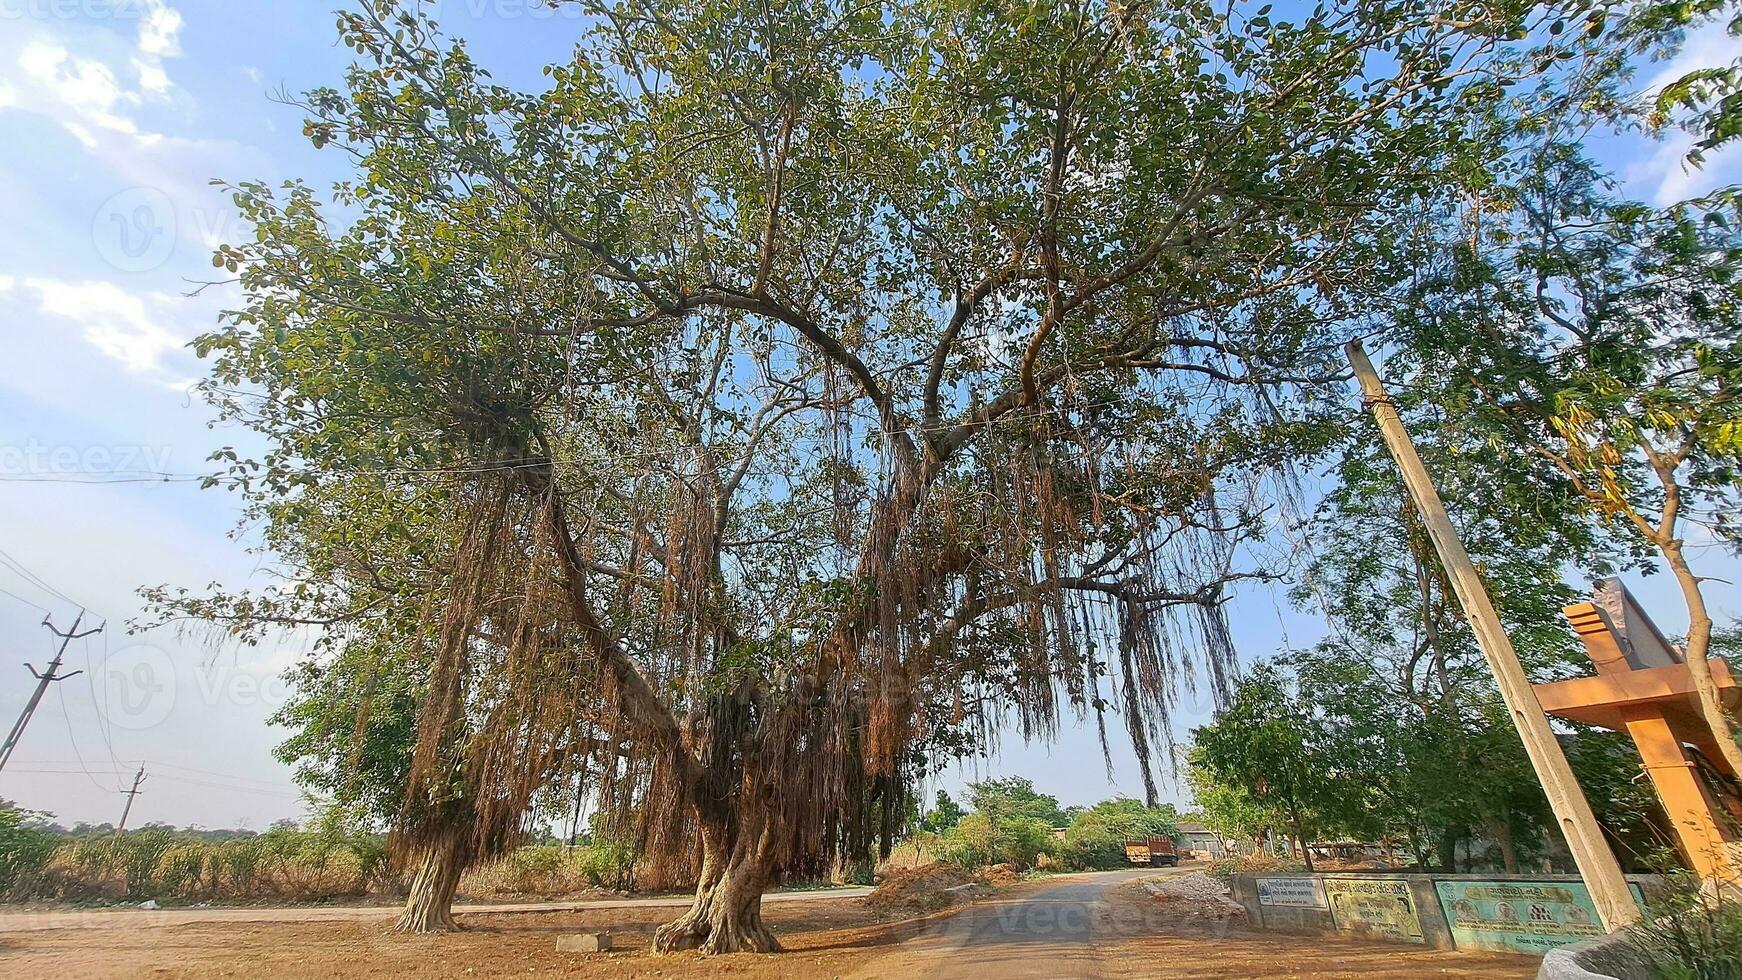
(170, 0, 1605, 953)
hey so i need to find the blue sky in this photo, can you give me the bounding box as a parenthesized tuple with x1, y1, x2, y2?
(0, 1, 1739, 831)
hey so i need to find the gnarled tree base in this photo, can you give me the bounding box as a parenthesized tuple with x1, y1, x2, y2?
(652, 861, 780, 954)
(394, 837, 464, 934)
(394, 898, 460, 934)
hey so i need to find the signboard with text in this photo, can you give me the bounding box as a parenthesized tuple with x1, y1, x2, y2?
(1255, 876, 1329, 909)
(1435, 880, 1647, 954)
(1324, 878, 1425, 944)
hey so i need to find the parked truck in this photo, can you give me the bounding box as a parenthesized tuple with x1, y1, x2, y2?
(1123, 836, 1180, 867)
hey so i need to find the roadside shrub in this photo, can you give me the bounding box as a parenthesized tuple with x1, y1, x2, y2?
(0, 806, 58, 899)
(154, 843, 210, 896)
(2, 826, 603, 905)
(937, 813, 1051, 870)
(458, 840, 638, 897)
(843, 855, 876, 885)
(1054, 821, 1128, 870)
(505, 843, 567, 888)
(1052, 799, 1182, 871)
(579, 839, 634, 890)
(1205, 852, 1306, 880)
(1629, 881, 1742, 980)
(115, 829, 177, 896)
(212, 836, 268, 895)
(8, 826, 390, 903)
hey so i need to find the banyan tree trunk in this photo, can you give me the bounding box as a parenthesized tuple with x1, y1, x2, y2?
(395, 829, 466, 933)
(653, 823, 779, 955)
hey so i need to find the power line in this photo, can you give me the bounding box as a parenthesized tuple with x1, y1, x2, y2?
(6, 765, 304, 801)
(55, 682, 116, 792)
(81, 631, 126, 788)
(9, 757, 302, 791)
(0, 549, 101, 623)
(0, 586, 50, 615)
(0, 549, 80, 606)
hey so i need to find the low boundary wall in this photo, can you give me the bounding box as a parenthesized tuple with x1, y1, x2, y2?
(1228, 872, 1658, 956)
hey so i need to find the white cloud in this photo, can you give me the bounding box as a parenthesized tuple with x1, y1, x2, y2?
(17, 40, 140, 137)
(133, 0, 184, 95)
(1, 1, 184, 147)
(0, 2, 273, 281)
(0, 276, 194, 379)
(1632, 130, 1742, 206)
(138, 2, 185, 60)
(1625, 19, 1742, 205)
(134, 57, 172, 97)
(1641, 20, 1740, 95)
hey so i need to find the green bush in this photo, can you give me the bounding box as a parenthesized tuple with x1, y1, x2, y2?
(0, 824, 391, 903)
(114, 829, 177, 896)
(0, 819, 631, 905)
(154, 844, 210, 896)
(840, 855, 876, 885)
(1054, 821, 1127, 870)
(1053, 799, 1181, 871)
(578, 839, 635, 890)
(0, 807, 58, 899)
(212, 836, 268, 895)
(1630, 883, 1742, 980)
(937, 813, 1051, 870)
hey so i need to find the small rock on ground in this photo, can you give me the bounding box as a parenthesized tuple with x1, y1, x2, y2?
(556, 932, 612, 952)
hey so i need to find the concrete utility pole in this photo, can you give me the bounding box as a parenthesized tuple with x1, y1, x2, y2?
(1345, 340, 1640, 932)
(0, 610, 102, 773)
(116, 764, 146, 834)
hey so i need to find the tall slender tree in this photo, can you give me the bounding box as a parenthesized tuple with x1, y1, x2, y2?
(1395, 148, 1742, 778)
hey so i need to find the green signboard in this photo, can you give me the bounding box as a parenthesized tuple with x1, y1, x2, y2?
(1435, 880, 1647, 954)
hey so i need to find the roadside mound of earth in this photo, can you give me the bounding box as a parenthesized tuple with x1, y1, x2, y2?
(1141, 871, 1247, 920)
(974, 863, 1021, 886)
(868, 862, 982, 915)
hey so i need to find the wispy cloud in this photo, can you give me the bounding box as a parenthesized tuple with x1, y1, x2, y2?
(1625, 20, 1742, 205)
(3, 0, 186, 146)
(0, 275, 205, 383)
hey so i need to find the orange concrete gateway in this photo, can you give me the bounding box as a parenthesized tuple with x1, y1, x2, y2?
(1532, 579, 1742, 888)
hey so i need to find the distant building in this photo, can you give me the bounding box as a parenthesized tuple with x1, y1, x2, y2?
(1176, 821, 1225, 859)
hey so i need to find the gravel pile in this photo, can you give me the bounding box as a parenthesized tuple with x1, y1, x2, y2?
(1142, 872, 1247, 919)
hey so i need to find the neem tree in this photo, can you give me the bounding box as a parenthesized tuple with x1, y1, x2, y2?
(177, 0, 1596, 953)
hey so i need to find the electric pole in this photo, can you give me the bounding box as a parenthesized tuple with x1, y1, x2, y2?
(116, 764, 146, 834)
(0, 610, 102, 773)
(1346, 340, 1639, 931)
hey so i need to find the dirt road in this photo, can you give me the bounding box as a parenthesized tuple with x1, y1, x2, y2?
(844, 868, 1537, 980)
(0, 872, 1541, 980)
(847, 867, 1169, 979)
(0, 884, 875, 933)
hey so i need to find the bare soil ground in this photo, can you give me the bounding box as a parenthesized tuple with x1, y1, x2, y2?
(0, 874, 1541, 980)
(0, 899, 906, 980)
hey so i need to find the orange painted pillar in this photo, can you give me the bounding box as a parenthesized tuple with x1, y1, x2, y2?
(1620, 706, 1741, 886)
